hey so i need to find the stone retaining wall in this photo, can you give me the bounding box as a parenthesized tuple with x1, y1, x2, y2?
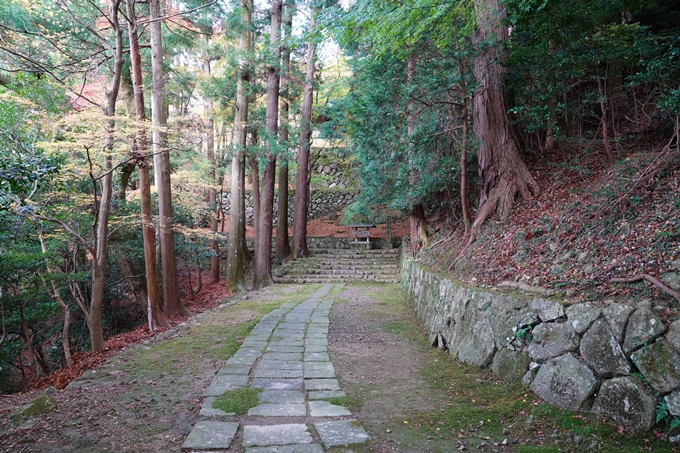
(221, 189, 356, 227)
(400, 255, 680, 435)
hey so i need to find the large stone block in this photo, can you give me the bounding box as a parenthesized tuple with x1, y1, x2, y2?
(630, 340, 680, 393)
(593, 376, 656, 433)
(603, 303, 635, 344)
(527, 322, 579, 361)
(565, 302, 602, 335)
(491, 349, 531, 382)
(452, 308, 497, 367)
(666, 320, 680, 354)
(530, 353, 597, 410)
(666, 389, 680, 417)
(491, 307, 539, 350)
(580, 319, 631, 377)
(623, 308, 666, 353)
(530, 298, 565, 322)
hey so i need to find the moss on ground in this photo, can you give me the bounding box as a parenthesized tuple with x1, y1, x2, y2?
(323, 394, 363, 412)
(212, 388, 262, 415)
(349, 283, 675, 453)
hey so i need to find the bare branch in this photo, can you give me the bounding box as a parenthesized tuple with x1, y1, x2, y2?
(33, 215, 95, 256)
(138, 0, 218, 26)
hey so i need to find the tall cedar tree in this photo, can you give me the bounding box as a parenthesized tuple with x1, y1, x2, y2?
(125, 0, 167, 329)
(275, 1, 294, 262)
(292, 7, 318, 258)
(469, 0, 539, 238)
(149, 0, 189, 316)
(253, 0, 283, 289)
(225, 0, 253, 293)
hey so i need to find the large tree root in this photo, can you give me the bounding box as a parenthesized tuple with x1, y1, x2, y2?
(610, 274, 680, 304)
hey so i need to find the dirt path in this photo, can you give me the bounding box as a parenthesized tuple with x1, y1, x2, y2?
(1, 283, 672, 452)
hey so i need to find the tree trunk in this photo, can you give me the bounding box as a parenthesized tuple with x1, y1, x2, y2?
(225, 0, 252, 293)
(19, 302, 38, 378)
(597, 73, 615, 163)
(116, 162, 135, 201)
(195, 260, 203, 294)
(250, 150, 260, 263)
(292, 8, 317, 259)
(126, 0, 167, 330)
(470, 0, 539, 238)
(149, 0, 188, 317)
(458, 96, 472, 235)
(405, 51, 428, 255)
(38, 231, 73, 368)
(87, 0, 125, 352)
(204, 55, 220, 284)
(275, 1, 294, 262)
(254, 0, 282, 289)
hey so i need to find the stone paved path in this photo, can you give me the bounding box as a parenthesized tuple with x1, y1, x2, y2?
(182, 284, 370, 451)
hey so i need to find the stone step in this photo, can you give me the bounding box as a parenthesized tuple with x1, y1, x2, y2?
(313, 249, 400, 258)
(285, 269, 400, 277)
(294, 257, 400, 264)
(274, 275, 400, 284)
(290, 262, 399, 270)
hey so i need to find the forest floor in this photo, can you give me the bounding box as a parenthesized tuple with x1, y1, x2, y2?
(418, 146, 680, 323)
(1, 283, 674, 453)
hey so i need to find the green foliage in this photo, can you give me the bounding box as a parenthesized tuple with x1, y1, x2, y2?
(0, 90, 60, 209)
(514, 326, 533, 343)
(655, 400, 680, 430)
(212, 387, 262, 415)
(340, 201, 372, 226)
(506, 0, 658, 138)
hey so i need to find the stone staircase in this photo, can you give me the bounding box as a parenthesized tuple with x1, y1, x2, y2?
(273, 248, 401, 284)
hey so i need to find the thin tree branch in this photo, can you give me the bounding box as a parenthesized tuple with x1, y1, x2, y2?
(138, 1, 218, 25)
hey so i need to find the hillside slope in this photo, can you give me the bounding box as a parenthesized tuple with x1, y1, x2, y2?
(420, 146, 680, 322)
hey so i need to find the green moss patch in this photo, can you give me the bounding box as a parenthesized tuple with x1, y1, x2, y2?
(323, 395, 363, 412)
(212, 388, 262, 415)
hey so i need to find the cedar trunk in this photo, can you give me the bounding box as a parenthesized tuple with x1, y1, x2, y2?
(126, 0, 166, 330)
(470, 0, 539, 237)
(87, 0, 125, 352)
(225, 0, 252, 293)
(275, 2, 294, 262)
(149, 0, 188, 317)
(292, 9, 317, 259)
(204, 56, 220, 283)
(253, 0, 282, 289)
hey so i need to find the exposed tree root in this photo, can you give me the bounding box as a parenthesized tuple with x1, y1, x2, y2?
(610, 273, 680, 304)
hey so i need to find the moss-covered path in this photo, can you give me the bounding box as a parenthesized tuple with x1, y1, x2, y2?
(183, 283, 371, 451)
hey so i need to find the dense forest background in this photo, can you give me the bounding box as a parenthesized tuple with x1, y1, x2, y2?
(0, 0, 679, 393)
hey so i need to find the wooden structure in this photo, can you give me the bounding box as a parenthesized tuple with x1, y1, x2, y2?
(348, 223, 376, 245)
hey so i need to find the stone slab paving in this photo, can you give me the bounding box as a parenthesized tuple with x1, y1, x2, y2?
(243, 424, 313, 447)
(199, 397, 235, 417)
(248, 403, 307, 417)
(258, 390, 305, 404)
(245, 445, 324, 453)
(202, 374, 249, 396)
(314, 420, 371, 447)
(309, 401, 352, 417)
(184, 283, 371, 451)
(308, 390, 347, 400)
(181, 421, 239, 450)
